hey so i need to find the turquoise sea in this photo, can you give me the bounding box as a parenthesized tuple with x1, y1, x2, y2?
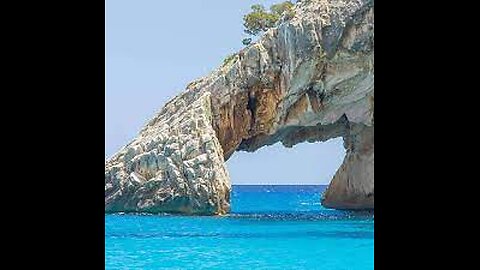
(105, 185, 374, 269)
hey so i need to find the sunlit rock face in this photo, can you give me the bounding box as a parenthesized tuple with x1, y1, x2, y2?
(105, 0, 374, 215)
(105, 93, 231, 214)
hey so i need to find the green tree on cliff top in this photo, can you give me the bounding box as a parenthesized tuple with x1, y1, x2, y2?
(242, 1, 295, 45)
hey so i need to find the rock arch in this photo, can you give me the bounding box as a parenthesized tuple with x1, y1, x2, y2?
(105, 0, 374, 215)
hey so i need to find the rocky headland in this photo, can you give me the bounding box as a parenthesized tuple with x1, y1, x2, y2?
(105, 0, 374, 215)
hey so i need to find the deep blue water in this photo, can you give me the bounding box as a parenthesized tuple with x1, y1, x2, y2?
(105, 185, 374, 269)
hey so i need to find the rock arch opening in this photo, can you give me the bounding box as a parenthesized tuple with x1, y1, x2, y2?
(225, 138, 346, 212)
(215, 108, 374, 211)
(226, 138, 345, 186)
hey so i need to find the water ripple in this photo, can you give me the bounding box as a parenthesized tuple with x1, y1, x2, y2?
(105, 230, 373, 240)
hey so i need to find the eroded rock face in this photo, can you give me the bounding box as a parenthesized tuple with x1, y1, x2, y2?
(105, 93, 230, 214)
(322, 123, 374, 209)
(105, 0, 374, 214)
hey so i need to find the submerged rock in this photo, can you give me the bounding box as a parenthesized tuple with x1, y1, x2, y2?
(105, 0, 374, 215)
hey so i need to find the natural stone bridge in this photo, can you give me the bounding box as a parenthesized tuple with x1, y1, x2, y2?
(105, 0, 374, 215)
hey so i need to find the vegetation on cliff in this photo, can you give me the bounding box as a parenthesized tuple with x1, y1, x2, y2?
(242, 1, 295, 45)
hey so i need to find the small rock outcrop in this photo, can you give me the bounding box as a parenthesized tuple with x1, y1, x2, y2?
(105, 0, 374, 215)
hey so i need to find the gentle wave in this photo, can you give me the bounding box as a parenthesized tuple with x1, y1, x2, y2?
(227, 211, 373, 221)
(106, 211, 374, 221)
(300, 202, 321, 205)
(105, 230, 373, 240)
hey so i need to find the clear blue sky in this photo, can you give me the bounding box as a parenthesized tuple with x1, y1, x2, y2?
(105, 0, 345, 185)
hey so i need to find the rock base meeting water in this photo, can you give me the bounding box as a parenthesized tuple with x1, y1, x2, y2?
(105, 185, 374, 269)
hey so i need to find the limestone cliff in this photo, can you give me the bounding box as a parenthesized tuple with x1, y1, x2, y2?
(105, 0, 374, 215)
